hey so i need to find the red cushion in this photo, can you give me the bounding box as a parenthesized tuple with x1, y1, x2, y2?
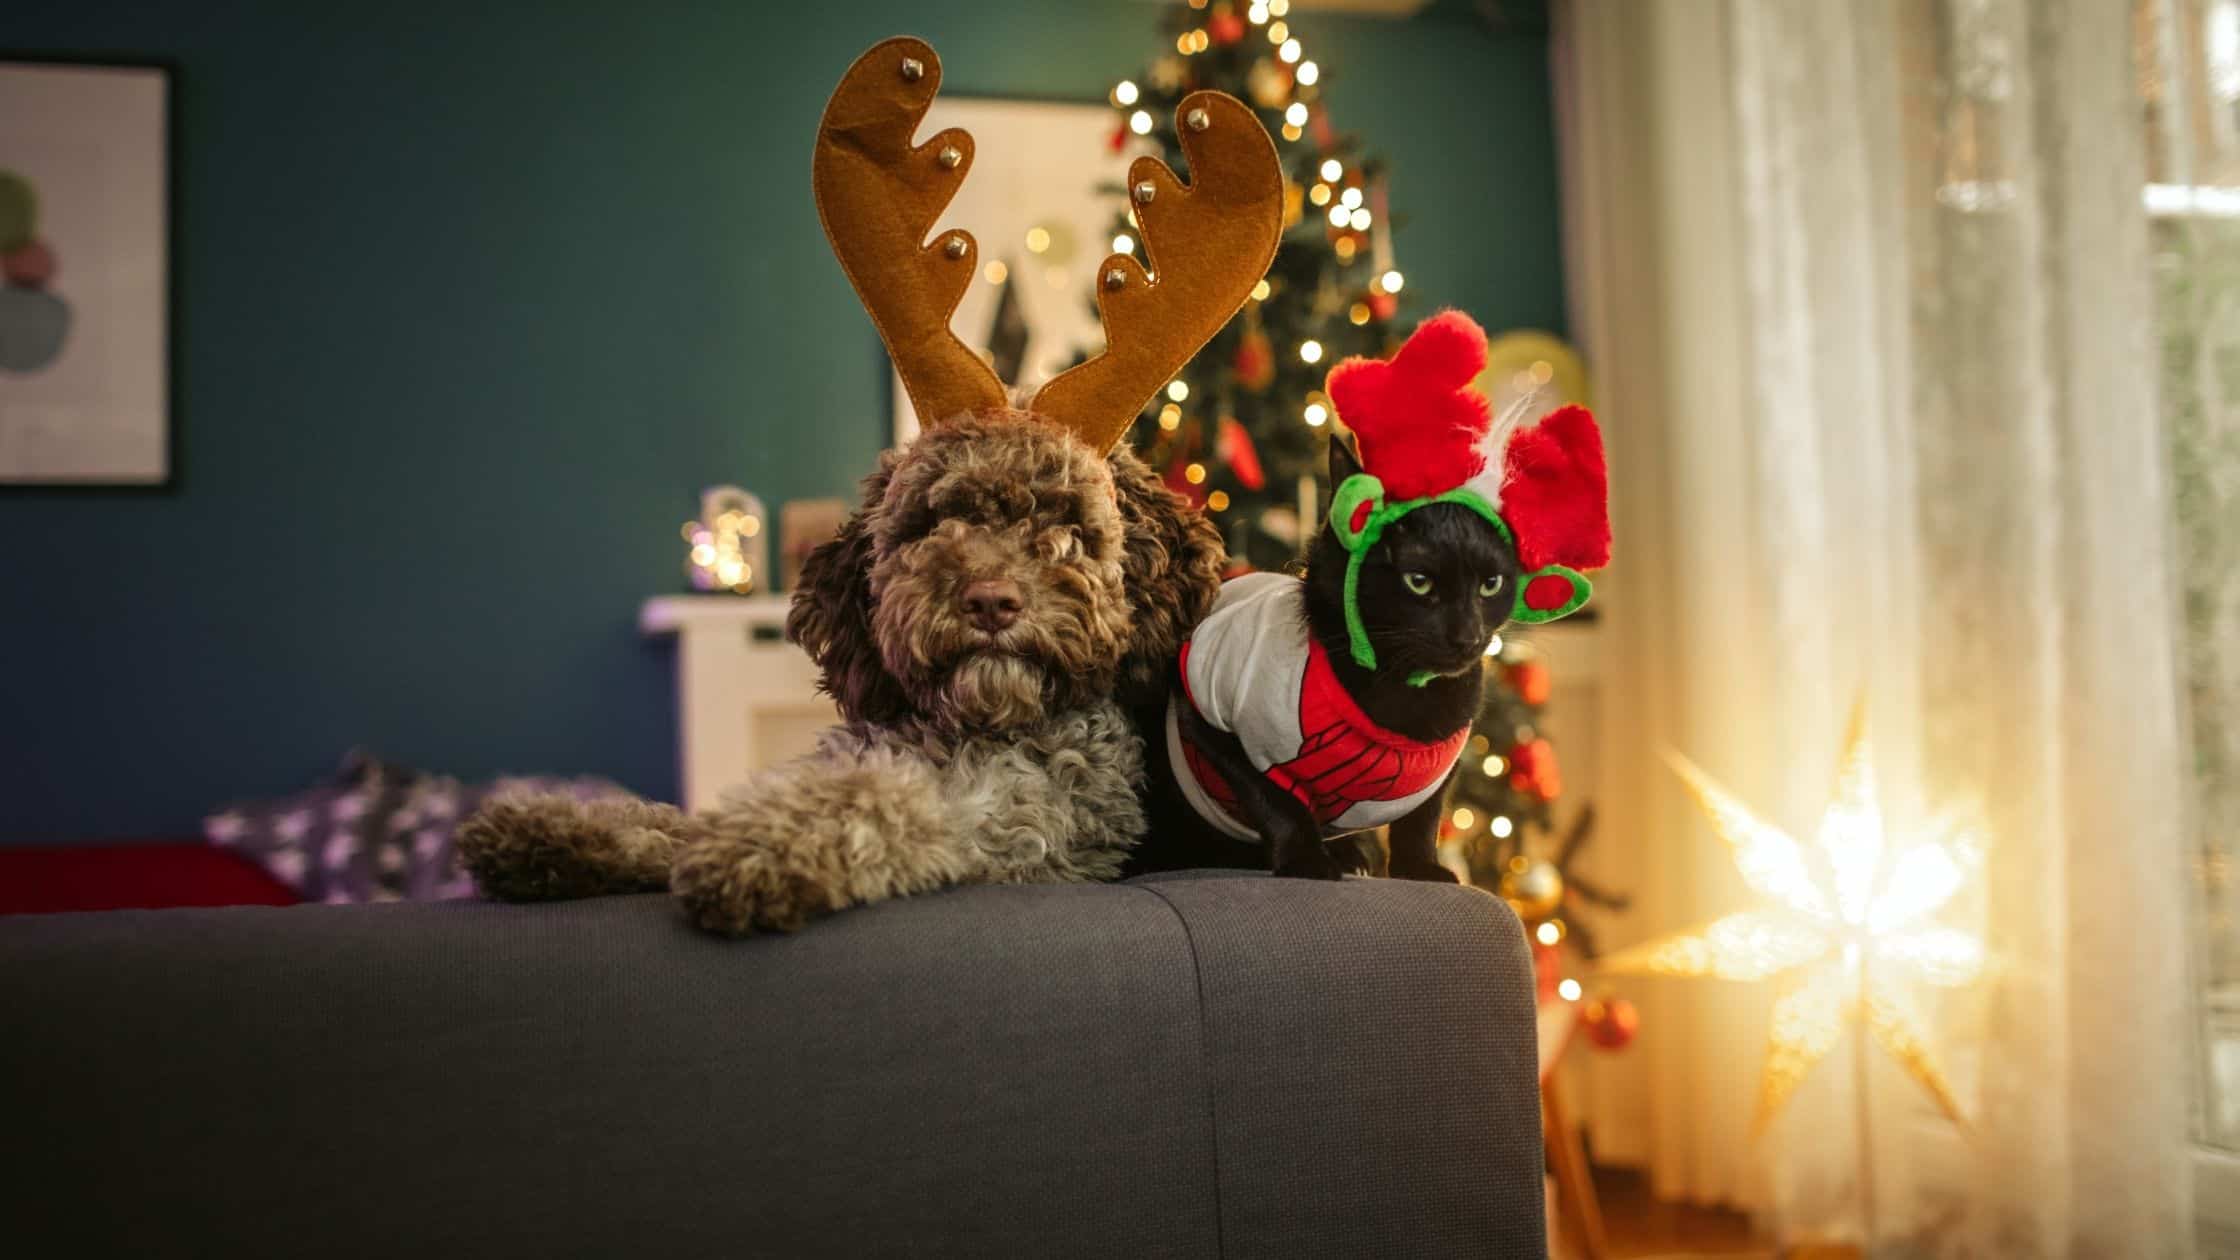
(0, 843, 301, 914)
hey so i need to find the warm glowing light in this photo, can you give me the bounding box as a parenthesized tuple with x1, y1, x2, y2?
(1349, 208, 1372, 230)
(1318, 159, 1342, 182)
(1328, 205, 1350, 228)
(1558, 978, 1583, 1002)
(690, 544, 715, 566)
(1491, 815, 1515, 839)
(1333, 236, 1356, 261)
(1129, 109, 1154, 135)
(1597, 704, 1982, 1132)
(1113, 80, 1140, 107)
(1452, 808, 1476, 830)
(1530, 358, 1554, 385)
(1483, 755, 1506, 777)
(1284, 102, 1308, 127)
(1270, 0, 1289, 14)
(1296, 59, 1320, 86)
(1381, 269, 1405, 294)
(1158, 403, 1183, 430)
(1184, 463, 1207, 485)
(1248, 2, 1269, 22)
(1349, 302, 1371, 325)
(1298, 339, 1324, 364)
(1278, 38, 1302, 63)
(1281, 122, 1303, 142)
(1340, 186, 1363, 210)
(1025, 227, 1051, 253)
(1484, 632, 1504, 656)
(1250, 278, 1271, 301)
(740, 516, 761, 537)
(1303, 402, 1328, 426)
(1113, 233, 1136, 255)
(1267, 20, 1290, 43)
(716, 559, 744, 585)
(1536, 921, 1563, 946)
(1207, 490, 1231, 511)
(983, 260, 1008, 286)
(1167, 379, 1189, 402)
(1309, 182, 1332, 206)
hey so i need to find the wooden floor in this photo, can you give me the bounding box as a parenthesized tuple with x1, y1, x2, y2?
(1590, 1163, 1768, 1259)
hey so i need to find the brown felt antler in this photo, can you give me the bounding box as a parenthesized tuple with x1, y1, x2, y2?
(813, 37, 1007, 428)
(1030, 91, 1285, 454)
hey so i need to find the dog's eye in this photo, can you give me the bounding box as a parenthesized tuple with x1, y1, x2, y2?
(1478, 575, 1505, 598)
(1402, 571, 1434, 596)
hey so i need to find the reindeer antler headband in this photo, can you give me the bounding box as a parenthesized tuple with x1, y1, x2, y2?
(1324, 311, 1611, 675)
(814, 37, 1285, 452)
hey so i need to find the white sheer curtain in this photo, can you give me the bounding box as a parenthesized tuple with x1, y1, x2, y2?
(1556, 1, 2195, 1253)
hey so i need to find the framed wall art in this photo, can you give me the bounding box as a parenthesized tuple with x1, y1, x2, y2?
(0, 58, 171, 486)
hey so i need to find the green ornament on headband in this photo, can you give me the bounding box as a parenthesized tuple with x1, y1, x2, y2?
(1327, 472, 1594, 685)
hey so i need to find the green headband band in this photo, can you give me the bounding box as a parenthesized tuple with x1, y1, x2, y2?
(1327, 472, 1593, 685)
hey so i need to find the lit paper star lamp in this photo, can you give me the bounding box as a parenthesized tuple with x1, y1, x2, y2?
(1595, 701, 1983, 1133)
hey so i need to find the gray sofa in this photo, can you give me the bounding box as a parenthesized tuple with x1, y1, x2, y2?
(1, 872, 1545, 1258)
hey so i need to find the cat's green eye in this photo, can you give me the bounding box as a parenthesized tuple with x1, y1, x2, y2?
(1478, 576, 1505, 598)
(1402, 571, 1434, 596)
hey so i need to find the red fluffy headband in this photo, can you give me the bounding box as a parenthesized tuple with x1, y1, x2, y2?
(1326, 309, 1610, 576)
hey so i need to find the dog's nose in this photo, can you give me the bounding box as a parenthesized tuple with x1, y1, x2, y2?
(961, 579, 1024, 632)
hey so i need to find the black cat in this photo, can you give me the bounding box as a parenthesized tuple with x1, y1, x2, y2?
(1124, 433, 1524, 881)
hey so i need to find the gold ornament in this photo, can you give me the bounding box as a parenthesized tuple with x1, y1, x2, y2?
(1498, 855, 1565, 921)
(1596, 700, 1983, 1132)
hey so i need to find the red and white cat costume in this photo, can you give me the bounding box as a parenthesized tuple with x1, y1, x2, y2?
(1165, 572, 1471, 840)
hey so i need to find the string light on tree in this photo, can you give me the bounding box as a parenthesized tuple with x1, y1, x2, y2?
(1296, 60, 1320, 85)
(1298, 339, 1323, 364)
(1113, 80, 1140, 107)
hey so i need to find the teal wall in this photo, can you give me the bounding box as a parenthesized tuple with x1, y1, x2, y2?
(0, 1, 1562, 841)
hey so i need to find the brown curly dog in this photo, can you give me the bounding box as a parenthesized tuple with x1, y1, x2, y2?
(458, 412, 1223, 935)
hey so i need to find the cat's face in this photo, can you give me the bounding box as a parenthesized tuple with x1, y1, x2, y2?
(1315, 437, 1524, 680)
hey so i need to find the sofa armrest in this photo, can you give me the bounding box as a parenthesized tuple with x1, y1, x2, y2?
(1131, 873, 1546, 1257)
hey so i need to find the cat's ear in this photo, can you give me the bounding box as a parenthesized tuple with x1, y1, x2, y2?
(1327, 430, 1365, 488)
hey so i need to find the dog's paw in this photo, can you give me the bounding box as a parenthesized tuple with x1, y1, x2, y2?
(670, 836, 837, 937)
(456, 799, 631, 901)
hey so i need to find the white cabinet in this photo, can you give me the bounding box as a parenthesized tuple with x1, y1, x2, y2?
(639, 596, 839, 812)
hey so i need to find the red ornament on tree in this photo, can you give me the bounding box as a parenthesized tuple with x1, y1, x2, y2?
(1162, 448, 1209, 508)
(1216, 416, 1267, 490)
(1233, 328, 1275, 391)
(1581, 996, 1639, 1051)
(1505, 659, 1552, 707)
(1208, 11, 1247, 45)
(1507, 737, 1563, 800)
(1368, 291, 1399, 322)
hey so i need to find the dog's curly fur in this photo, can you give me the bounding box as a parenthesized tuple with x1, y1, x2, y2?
(458, 412, 1224, 935)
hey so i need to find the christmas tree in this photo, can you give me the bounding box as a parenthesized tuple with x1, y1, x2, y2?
(1096, 0, 1404, 571)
